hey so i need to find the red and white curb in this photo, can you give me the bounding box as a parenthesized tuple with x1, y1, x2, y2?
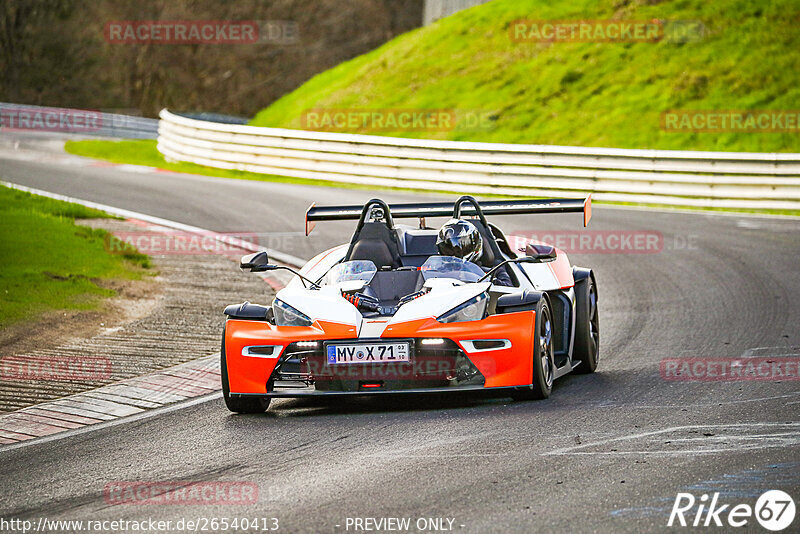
(0, 182, 305, 450)
(0, 355, 220, 447)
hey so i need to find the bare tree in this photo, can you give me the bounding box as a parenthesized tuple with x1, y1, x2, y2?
(0, 0, 424, 116)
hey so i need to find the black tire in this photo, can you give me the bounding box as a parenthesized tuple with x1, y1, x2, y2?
(511, 298, 555, 401)
(573, 274, 599, 374)
(221, 325, 271, 414)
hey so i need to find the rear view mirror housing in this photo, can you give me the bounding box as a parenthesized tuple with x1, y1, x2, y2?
(240, 251, 273, 272)
(524, 243, 557, 262)
(239, 252, 320, 289)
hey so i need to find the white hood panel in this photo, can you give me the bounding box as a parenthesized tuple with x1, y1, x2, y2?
(389, 282, 490, 324)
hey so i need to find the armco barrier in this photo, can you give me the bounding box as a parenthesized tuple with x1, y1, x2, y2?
(1, 102, 158, 139)
(157, 109, 800, 210)
(0, 103, 246, 140)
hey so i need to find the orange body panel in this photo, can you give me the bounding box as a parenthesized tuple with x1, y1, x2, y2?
(382, 311, 536, 388)
(225, 320, 356, 394)
(225, 311, 537, 394)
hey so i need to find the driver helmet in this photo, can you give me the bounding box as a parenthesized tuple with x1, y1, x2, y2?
(436, 219, 483, 263)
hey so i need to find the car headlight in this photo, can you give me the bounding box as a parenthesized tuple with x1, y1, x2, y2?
(273, 299, 313, 327)
(437, 293, 488, 323)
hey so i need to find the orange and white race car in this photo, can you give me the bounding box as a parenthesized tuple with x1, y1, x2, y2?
(221, 196, 598, 412)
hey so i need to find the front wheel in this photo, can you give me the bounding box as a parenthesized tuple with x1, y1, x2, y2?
(573, 275, 599, 374)
(511, 298, 554, 401)
(221, 326, 270, 414)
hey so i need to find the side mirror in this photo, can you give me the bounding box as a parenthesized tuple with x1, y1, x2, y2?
(523, 243, 557, 262)
(240, 251, 273, 272)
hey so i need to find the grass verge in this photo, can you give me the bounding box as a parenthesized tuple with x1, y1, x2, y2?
(0, 184, 151, 329)
(252, 0, 800, 153)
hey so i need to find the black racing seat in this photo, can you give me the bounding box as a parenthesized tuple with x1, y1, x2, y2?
(346, 221, 402, 269)
(367, 269, 423, 306)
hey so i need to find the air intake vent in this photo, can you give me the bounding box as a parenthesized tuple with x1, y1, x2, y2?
(472, 340, 507, 350)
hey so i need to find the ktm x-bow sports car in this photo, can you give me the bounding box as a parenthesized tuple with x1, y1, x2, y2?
(221, 196, 599, 413)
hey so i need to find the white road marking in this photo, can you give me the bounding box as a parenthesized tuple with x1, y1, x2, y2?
(741, 346, 800, 357)
(544, 422, 800, 457)
(580, 391, 800, 410)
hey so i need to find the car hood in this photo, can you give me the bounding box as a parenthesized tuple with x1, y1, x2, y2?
(274, 281, 490, 336)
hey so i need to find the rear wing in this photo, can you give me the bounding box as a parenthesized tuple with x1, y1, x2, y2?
(305, 195, 592, 235)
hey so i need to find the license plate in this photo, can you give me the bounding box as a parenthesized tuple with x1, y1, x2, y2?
(326, 342, 410, 364)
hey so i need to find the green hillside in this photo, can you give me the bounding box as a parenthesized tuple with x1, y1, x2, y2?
(251, 0, 800, 152)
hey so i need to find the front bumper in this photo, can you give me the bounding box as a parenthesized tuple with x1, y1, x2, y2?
(224, 312, 536, 397)
(231, 385, 528, 399)
(269, 338, 485, 395)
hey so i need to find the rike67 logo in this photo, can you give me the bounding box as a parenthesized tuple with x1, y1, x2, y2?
(669, 490, 796, 531)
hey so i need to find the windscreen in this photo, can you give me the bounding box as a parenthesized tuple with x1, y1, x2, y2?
(322, 260, 378, 286)
(420, 256, 485, 283)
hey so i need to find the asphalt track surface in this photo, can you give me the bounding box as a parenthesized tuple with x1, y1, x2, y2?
(1, 137, 799, 533)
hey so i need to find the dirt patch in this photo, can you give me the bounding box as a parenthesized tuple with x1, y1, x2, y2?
(0, 276, 161, 357)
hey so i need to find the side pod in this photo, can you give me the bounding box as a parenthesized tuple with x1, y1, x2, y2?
(496, 290, 545, 314)
(224, 301, 272, 321)
(572, 267, 596, 296)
